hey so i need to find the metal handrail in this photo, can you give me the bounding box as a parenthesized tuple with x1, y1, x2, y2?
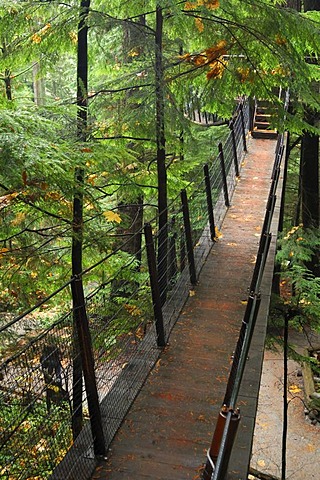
(204, 130, 288, 480)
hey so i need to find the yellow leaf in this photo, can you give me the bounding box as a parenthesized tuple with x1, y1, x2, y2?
(307, 443, 316, 452)
(31, 33, 41, 44)
(195, 18, 204, 32)
(214, 227, 223, 239)
(87, 174, 98, 185)
(257, 421, 269, 428)
(289, 384, 301, 394)
(275, 34, 286, 46)
(0, 248, 9, 258)
(103, 211, 122, 224)
(205, 0, 220, 9)
(48, 385, 60, 393)
(128, 48, 140, 57)
(257, 459, 266, 468)
(185, 1, 197, 10)
(189, 289, 196, 297)
(69, 31, 77, 43)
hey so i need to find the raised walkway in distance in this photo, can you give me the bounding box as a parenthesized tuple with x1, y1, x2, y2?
(91, 136, 283, 480)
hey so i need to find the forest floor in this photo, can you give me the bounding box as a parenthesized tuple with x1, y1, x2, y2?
(250, 329, 320, 480)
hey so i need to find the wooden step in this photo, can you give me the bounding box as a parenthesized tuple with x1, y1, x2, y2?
(255, 113, 272, 122)
(254, 121, 272, 129)
(256, 99, 271, 108)
(253, 99, 277, 139)
(251, 128, 278, 139)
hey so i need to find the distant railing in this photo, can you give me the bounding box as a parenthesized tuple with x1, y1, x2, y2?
(202, 91, 289, 480)
(0, 99, 250, 480)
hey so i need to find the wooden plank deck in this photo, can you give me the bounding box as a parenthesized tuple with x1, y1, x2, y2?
(91, 137, 282, 480)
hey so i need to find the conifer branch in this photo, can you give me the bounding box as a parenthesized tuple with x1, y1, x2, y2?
(88, 84, 152, 99)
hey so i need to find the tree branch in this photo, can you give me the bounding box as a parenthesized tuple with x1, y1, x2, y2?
(0, 182, 71, 224)
(88, 83, 152, 100)
(94, 135, 155, 142)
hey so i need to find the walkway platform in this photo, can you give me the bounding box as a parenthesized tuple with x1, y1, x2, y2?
(91, 137, 283, 480)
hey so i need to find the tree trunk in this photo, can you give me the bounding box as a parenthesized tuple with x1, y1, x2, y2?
(284, 0, 301, 10)
(33, 62, 45, 106)
(155, 6, 168, 306)
(303, 0, 318, 10)
(113, 16, 147, 264)
(110, 18, 146, 301)
(71, 0, 90, 440)
(300, 0, 320, 229)
(111, 198, 144, 299)
(117, 198, 144, 258)
(301, 129, 319, 228)
(4, 69, 12, 100)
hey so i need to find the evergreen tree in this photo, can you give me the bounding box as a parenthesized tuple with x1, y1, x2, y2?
(0, 0, 320, 310)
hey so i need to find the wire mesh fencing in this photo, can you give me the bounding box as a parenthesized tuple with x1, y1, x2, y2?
(0, 99, 251, 480)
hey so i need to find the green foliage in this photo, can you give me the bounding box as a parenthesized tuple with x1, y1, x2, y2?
(0, 398, 72, 479)
(0, 0, 319, 314)
(276, 225, 320, 331)
(1, 1, 320, 476)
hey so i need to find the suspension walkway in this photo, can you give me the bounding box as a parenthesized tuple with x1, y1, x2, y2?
(0, 100, 287, 480)
(89, 136, 284, 480)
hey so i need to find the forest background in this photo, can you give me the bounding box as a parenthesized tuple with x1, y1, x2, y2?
(1, 0, 320, 479)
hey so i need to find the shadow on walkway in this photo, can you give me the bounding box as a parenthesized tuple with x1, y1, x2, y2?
(91, 136, 282, 480)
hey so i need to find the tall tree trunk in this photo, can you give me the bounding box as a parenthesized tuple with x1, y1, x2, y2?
(111, 18, 146, 300)
(114, 15, 146, 262)
(284, 0, 301, 9)
(71, 0, 90, 440)
(300, 1, 320, 229)
(117, 199, 144, 258)
(303, 0, 318, 10)
(301, 129, 319, 228)
(4, 69, 12, 100)
(33, 62, 45, 106)
(155, 6, 168, 306)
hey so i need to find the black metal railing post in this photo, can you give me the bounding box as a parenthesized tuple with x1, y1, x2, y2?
(218, 143, 230, 207)
(144, 223, 166, 347)
(71, 277, 106, 457)
(180, 189, 197, 285)
(203, 164, 216, 241)
(239, 103, 247, 152)
(168, 219, 178, 283)
(229, 121, 240, 177)
(180, 227, 186, 272)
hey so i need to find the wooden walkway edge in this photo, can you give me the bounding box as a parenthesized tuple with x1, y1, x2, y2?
(91, 136, 284, 480)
